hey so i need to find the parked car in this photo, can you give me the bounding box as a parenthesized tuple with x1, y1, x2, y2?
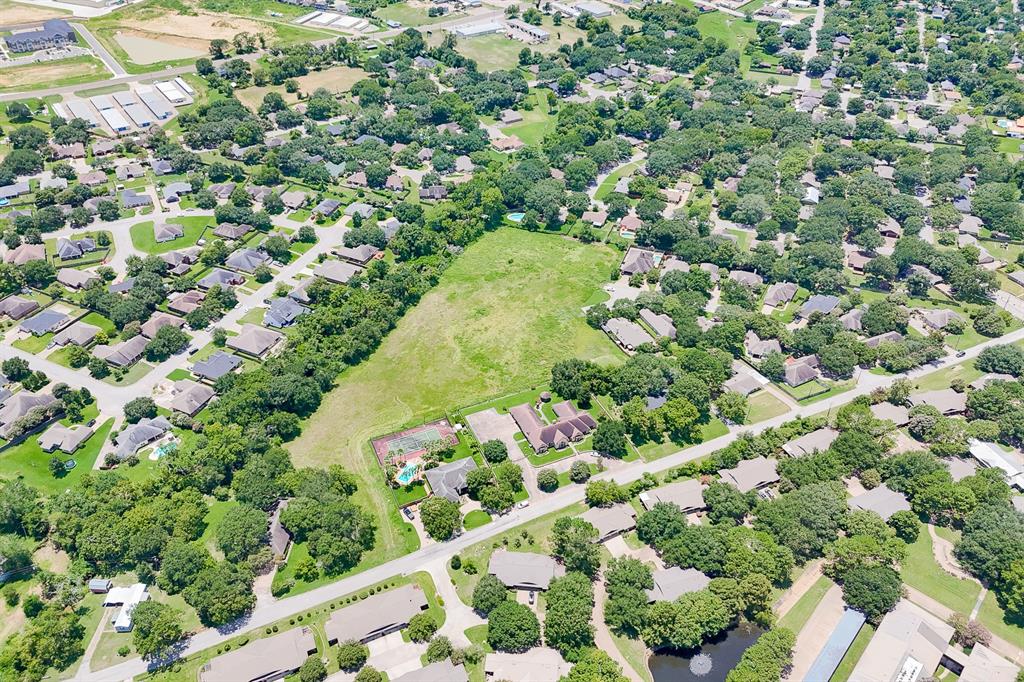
(403, 507, 414, 520)
(516, 500, 530, 509)
(529, 590, 536, 605)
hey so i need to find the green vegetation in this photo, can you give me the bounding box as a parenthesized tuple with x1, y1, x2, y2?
(129, 216, 212, 254)
(777, 575, 832, 633)
(829, 624, 875, 682)
(899, 531, 981, 616)
(0, 419, 113, 497)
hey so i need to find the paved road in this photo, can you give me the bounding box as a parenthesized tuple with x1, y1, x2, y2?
(796, 0, 825, 91)
(73, 320, 1024, 681)
(70, 23, 127, 77)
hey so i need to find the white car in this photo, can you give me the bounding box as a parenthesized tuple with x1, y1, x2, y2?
(516, 500, 529, 509)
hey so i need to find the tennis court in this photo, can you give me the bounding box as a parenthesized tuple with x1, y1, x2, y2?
(371, 418, 457, 465)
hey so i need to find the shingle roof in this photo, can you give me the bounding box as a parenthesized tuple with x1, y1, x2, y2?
(423, 457, 478, 502)
(488, 550, 563, 590)
(646, 567, 711, 602)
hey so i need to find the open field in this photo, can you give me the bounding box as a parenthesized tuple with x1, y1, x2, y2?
(235, 65, 368, 110)
(0, 0, 67, 23)
(0, 56, 108, 93)
(375, 2, 453, 27)
(976, 589, 1024, 647)
(500, 91, 556, 147)
(85, 0, 331, 73)
(288, 230, 619, 577)
(745, 390, 789, 424)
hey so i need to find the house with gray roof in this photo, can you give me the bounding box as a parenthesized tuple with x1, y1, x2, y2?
(799, 294, 840, 318)
(646, 567, 711, 602)
(57, 268, 100, 290)
(5, 243, 45, 266)
(870, 402, 910, 426)
(153, 223, 184, 243)
(162, 182, 192, 203)
(849, 600, 954, 682)
(849, 484, 911, 520)
(603, 318, 655, 351)
(919, 308, 962, 330)
(728, 270, 764, 288)
(53, 321, 100, 347)
(324, 584, 429, 644)
(114, 416, 171, 460)
(94, 335, 148, 367)
(783, 427, 839, 458)
(227, 324, 284, 358)
(718, 456, 779, 493)
(620, 247, 657, 276)
(316, 259, 362, 284)
(201, 626, 316, 682)
(335, 243, 380, 265)
(423, 457, 478, 502)
(225, 248, 269, 273)
(639, 478, 706, 512)
(485, 649, 571, 682)
(0, 296, 38, 320)
(192, 351, 242, 381)
(121, 189, 152, 209)
(580, 504, 636, 542)
(116, 162, 146, 181)
(764, 282, 798, 307)
(20, 309, 69, 336)
(212, 223, 251, 240)
(745, 331, 781, 359)
(170, 380, 215, 416)
(909, 388, 967, 414)
(0, 392, 58, 439)
(785, 356, 820, 387)
(264, 297, 307, 328)
(198, 268, 245, 290)
(55, 237, 95, 261)
(639, 308, 676, 339)
(38, 423, 93, 454)
(488, 550, 563, 590)
(313, 198, 341, 217)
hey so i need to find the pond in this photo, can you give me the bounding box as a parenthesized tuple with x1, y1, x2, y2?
(648, 622, 765, 682)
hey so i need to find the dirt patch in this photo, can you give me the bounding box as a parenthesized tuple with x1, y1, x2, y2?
(236, 64, 368, 110)
(119, 9, 269, 42)
(0, 58, 105, 89)
(33, 541, 70, 572)
(0, 1, 66, 26)
(114, 32, 206, 63)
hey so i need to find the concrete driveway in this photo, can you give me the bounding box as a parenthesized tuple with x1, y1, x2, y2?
(366, 633, 425, 679)
(465, 408, 524, 461)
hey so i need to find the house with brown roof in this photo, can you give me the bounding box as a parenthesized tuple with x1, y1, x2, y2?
(201, 627, 316, 682)
(509, 401, 596, 453)
(141, 312, 185, 339)
(325, 585, 429, 644)
(227, 324, 284, 358)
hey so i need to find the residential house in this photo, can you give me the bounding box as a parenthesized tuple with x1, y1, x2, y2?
(169, 380, 215, 416)
(728, 270, 764, 288)
(324, 585, 429, 644)
(0, 392, 58, 439)
(909, 389, 967, 415)
(334, 243, 380, 265)
(785, 355, 820, 387)
(94, 335, 148, 367)
(201, 627, 316, 682)
(103, 583, 150, 632)
(52, 320, 100, 346)
(198, 268, 245, 290)
(20, 309, 69, 336)
(313, 198, 341, 217)
(764, 282, 798, 307)
(5, 243, 45, 266)
(638, 478, 705, 512)
(192, 351, 242, 382)
(848, 484, 911, 520)
(167, 289, 204, 315)
(509, 401, 596, 453)
(57, 268, 100, 290)
(745, 331, 781, 359)
(0, 296, 38, 320)
(488, 550, 563, 590)
(38, 423, 93, 454)
(484, 649, 571, 682)
(639, 308, 676, 339)
(153, 223, 184, 243)
(225, 248, 269, 273)
(782, 427, 839, 457)
(424, 457, 478, 502)
(113, 416, 171, 460)
(718, 456, 779, 493)
(212, 223, 251, 240)
(140, 312, 184, 339)
(603, 318, 655, 351)
(121, 189, 152, 209)
(799, 294, 840, 319)
(264, 297, 308, 328)
(580, 504, 636, 542)
(646, 567, 711, 602)
(316, 260, 362, 284)
(227, 324, 285, 358)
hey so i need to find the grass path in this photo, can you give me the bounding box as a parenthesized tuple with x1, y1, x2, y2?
(288, 229, 620, 574)
(900, 530, 980, 616)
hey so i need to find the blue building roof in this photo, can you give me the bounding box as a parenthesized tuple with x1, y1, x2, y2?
(804, 608, 866, 682)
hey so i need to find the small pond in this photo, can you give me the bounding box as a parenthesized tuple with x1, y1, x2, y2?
(648, 622, 765, 682)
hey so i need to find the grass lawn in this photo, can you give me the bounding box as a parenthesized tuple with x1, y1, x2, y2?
(374, 3, 450, 26)
(129, 215, 211, 254)
(287, 230, 619, 583)
(976, 589, 1024, 647)
(900, 531, 980, 616)
(102, 361, 154, 386)
(611, 631, 653, 682)
(911, 358, 982, 393)
(745, 390, 789, 424)
(829, 623, 875, 682)
(447, 502, 587, 605)
(12, 333, 53, 354)
(198, 499, 240, 560)
(501, 92, 556, 147)
(463, 509, 492, 530)
(0, 418, 112, 497)
(778, 575, 832, 633)
(393, 481, 428, 507)
(595, 162, 640, 201)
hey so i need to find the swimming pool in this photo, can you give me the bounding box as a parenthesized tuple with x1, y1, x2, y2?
(153, 442, 177, 459)
(507, 212, 525, 223)
(396, 462, 419, 485)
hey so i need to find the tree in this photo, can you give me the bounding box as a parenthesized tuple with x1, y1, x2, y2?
(537, 468, 558, 492)
(158, 541, 211, 594)
(585, 480, 627, 507)
(481, 440, 508, 463)
(1, 358, 29, 382)
(299, 656, 327, 682)
(593, 420, 628, 458)
(544, 572, 594, 661)
(426, 635, 453, 663)
(182, 562, 255, 626)
(472, 573, 509, 614)
(354, 666, 382, 682)
(563, 650, 629, 682)
(419, 496, 461, 541)
(887, 510, 920, 542)
(407, 613, 437, 642)
(726, 628, 795, 682)
(841, 564, 901, 622)
(552, 517, 600, 577)
(955, 504, 1024, 585)
(487, 601, 540, 652)
(337, 640, 369, 671)
(705, 481, 754, 525)
(216, 505, 268, 562)
(637, 501, 687, 547)
(123, 397, 157, 424)
(715, 391, 749, 424)
(569, 460, 591, 483)
(131, 601, 184, 659)
(754, 482, 849, 561)
(948, 613, 991, 648)
(551, 359, 608, 404)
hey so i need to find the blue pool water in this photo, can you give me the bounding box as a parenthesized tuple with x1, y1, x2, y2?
(397, 462, 419, 485)
(507, 212, 525, 223)
(154, 443, 177, 459)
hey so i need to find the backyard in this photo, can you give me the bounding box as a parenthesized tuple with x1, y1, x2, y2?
(129, 216, 212, 254)
(287, 229, 620, 584)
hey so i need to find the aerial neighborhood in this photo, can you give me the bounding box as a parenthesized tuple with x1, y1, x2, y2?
(0, 0, 1023, 680)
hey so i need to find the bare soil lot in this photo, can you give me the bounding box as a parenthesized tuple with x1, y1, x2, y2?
(0, 56, 107, 91)
(0, 0, 67, 25)
(236, 64, 368, 110)
(114, 32, 206, 63)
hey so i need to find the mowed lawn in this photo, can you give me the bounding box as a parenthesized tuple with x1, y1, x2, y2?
(288, 229, 620, 560)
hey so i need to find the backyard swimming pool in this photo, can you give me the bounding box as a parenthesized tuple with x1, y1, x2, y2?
(507, 212, 525, 223)
(396, 462, 419, 485)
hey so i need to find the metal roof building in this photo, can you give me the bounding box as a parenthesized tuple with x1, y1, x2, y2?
(99, 107, 130, 132)
(122, 103, 153, 128)
(66, 101, 98, 126)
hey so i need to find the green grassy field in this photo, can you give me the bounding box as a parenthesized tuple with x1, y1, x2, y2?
(501, 92, 557, 147)
(286, 229, 619, 590)
(900, 530, 980, 616)
(976, 589, 1024, 647)
(0, 419, 113, 497)
(374, 3, 450, 26)
(745, 390, 789, 424)
(129, 216, 211, 254)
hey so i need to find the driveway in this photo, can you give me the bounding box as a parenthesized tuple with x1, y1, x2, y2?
(366, 633, 426, 679)
(464, 408, 524, 461)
